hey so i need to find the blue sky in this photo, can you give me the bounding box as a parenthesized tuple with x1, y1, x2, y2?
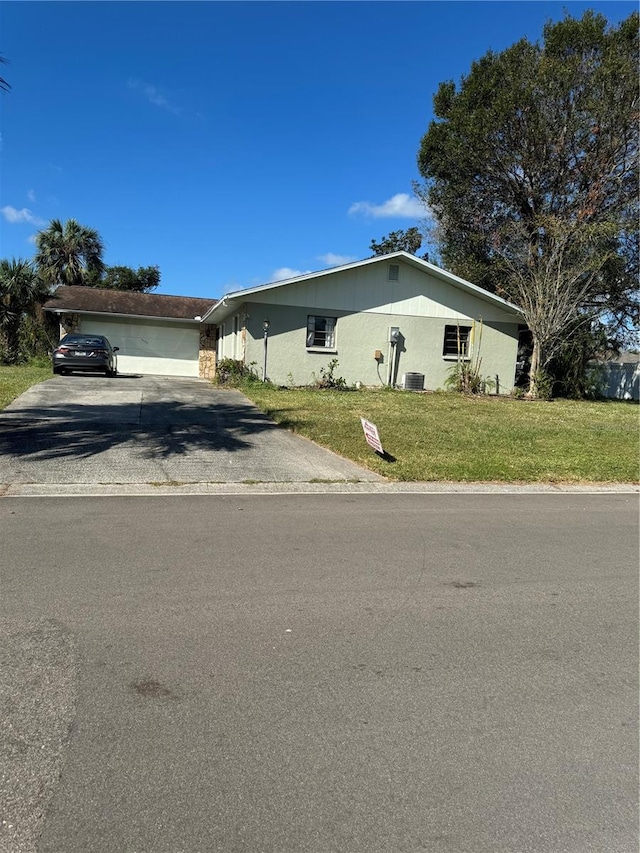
(0, 1, 635, 299)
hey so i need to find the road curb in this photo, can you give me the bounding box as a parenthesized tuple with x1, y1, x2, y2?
(1, 481, 638, 497)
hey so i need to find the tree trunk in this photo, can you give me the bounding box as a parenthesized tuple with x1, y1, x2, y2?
(527, 336, 541, 398)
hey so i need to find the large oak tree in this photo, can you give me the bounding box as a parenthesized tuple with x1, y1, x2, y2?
(370, 228, 427, 258)
(416, 11, 638, 396)
(87, 264, 160, 293)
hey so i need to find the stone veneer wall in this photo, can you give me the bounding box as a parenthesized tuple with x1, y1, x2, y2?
(60, 313, 80, 335)
(199, 325, 216, 379)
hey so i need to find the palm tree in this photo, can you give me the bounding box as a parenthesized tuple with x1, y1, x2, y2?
(0, 259, 51, 363)
(34, 218, 105, 287)
(0, 55, 10, 93)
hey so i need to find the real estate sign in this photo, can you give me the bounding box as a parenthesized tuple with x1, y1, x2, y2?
(360, 417, 384, 454)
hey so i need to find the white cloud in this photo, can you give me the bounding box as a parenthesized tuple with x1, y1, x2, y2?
(1, 206, 46, 227)
(128, 78, 181, 115)
(270, 267, 312, 282)
(317, 253, 358, 267)
(348, 192, 426, 219)
(27, 189, 36, 202)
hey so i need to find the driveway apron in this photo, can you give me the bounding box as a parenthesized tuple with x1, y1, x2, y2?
(0, 376, 383, 486)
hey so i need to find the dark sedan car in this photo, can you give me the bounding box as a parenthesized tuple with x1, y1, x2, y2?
(52, 334, 119, 377)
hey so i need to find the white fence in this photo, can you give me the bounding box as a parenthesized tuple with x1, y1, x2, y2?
(596, 360, 639, 401)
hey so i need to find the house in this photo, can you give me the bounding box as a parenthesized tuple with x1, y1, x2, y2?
(202, 252, 524, 393)
(44, 287, 217, 379)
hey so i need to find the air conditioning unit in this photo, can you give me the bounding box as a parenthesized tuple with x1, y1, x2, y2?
(403, 372, 424, 391)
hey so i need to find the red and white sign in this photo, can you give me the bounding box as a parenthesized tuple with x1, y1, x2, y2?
(360, 417, 384, 454)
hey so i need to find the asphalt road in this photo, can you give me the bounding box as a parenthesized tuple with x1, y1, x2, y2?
(1, 493, 637, 853)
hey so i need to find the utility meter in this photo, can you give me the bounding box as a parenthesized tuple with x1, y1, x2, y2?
(389, 327, 400, 345)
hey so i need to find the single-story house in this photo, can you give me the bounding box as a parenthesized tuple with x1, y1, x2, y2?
(202, 252, 524, 393)
(44, 287, 217, 378)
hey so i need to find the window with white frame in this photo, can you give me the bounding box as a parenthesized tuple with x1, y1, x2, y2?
(443, 324, 471, 357)
(306, 315, 336, 349)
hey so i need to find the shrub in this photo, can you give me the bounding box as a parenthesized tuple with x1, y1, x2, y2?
(214, 358, 259, 386)
(314, 358, 348, 390)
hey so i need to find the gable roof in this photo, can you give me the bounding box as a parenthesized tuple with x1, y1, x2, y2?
(201, 252, 522, 323)
(43, 286, 216, 322)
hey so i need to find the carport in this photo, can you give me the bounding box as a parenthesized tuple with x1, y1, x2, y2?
(44, 286, 217, 379)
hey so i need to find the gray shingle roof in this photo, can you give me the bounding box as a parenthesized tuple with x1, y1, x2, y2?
(43, 286, 216, 321)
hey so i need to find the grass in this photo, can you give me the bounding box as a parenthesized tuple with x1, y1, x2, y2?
(0, 361, 51, 410)
(239, 382, 639, 483)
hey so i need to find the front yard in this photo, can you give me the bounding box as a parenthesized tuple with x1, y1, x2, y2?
(242, 383, 639, 483)
(1, 364, 637, 483)
(0, 363, 52, 410)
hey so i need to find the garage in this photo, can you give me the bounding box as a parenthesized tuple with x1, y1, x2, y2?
(44, 286, 217, 379)
(81, 316, 200, 377)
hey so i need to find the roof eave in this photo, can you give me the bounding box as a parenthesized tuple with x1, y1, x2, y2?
(44, 307, 205, 324)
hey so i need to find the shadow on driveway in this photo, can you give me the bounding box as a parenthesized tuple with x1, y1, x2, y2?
(1, 398, 277, 461)
(0, 376, 381, 485)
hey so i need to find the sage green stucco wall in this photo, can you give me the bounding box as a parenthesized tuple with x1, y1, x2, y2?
(240, 303, 519, 393)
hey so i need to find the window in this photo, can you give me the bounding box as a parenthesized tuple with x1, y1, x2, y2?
(443, 324, 471, 357)
(388, 264, 400, 281)
(306, 316, 336, 349)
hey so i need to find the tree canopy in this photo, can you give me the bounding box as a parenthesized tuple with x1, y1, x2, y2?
(0, 259, 50, 363)
(34, 219, 160, 293)
(416, 11, 639, 395)
(87, 264, 161, 293)
(34, 219, 105, 287)
(370, 228, 427, 259)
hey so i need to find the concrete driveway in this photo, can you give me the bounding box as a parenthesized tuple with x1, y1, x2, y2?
(0, 375, 383, 489)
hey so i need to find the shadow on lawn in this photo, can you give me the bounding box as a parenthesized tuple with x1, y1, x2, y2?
(0, 395, 280, 461)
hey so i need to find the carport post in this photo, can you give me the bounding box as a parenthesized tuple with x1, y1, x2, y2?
(262, 319, 270, 381)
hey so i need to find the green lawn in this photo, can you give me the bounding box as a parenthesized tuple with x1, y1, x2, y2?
(241, 383, 639, 483)
(0, 363, 51, 410)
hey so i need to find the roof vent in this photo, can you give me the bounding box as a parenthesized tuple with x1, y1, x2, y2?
(388, 264, 400, 281)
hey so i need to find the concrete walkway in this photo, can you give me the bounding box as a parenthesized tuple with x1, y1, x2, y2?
(0, 375, 383, 490)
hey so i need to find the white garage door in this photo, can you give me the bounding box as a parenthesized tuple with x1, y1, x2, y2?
(81, 317, 200, 377)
